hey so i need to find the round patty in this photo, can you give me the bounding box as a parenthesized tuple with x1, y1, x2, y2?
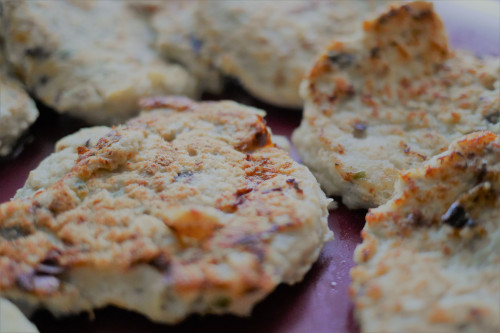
(351, 131, 500, 332)
(196, 0, 383, 108)
(1, 0, 197, 125)
(0, 96, 332, 324)
(151, 0, 223, 94)
(293, 1, 500, 208)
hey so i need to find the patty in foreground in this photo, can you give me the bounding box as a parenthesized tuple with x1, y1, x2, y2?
(293, 1, 500, 208)
(0, 97, 332, 324)
(351, 131, 500, 332)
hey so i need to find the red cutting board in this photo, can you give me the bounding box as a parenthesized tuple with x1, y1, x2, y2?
(0, 2, 498, 332)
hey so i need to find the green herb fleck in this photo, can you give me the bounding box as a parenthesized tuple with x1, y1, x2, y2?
(353, 171, 367, 180)
(212, 297, 231, 309)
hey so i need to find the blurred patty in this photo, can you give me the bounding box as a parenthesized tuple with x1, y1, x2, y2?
(1, 0, 198, 125)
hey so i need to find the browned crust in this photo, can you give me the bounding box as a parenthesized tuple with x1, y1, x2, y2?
(295, 1, 498, 209)
(0, 97, 324, 302)
(351, 131, 500, 331)
(365, 131, 499, 232)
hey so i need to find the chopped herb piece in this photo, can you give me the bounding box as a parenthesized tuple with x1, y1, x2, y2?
(0, 226, 30, 240)
(327, 52, 354, 69)
(353, 122, 368, 138)
(485, 111, 500, 124)
(25, 47, 51, 59)
(353, 171, 367, 180)
(213, 297, 231, 308)
(441, 202, 471, 228)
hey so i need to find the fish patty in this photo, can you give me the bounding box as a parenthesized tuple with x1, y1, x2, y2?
(292, 1, 500, 208)
(1, 0, 197, 125)
(351, 131, 500, 332)
(0, 96, 332, 324)
(196, 0, 383, 108)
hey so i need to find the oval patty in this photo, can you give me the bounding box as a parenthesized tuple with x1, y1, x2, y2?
(0, 97, 332, 324)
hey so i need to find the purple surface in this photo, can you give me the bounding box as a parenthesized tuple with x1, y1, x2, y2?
(0, 2, 499, 332)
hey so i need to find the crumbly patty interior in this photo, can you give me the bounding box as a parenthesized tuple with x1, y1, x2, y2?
(293, 1, 500, 208)
(0, 97, 331, 323)
(351, 131, 500, 333)
(1, 0, 197, 124)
